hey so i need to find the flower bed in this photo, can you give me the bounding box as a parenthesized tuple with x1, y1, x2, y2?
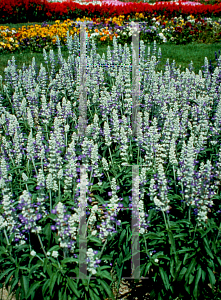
(0, 1, 221, 300)
(1, 0, 221, 24)
(0, 28, 221, 298)
(0, 13, 221, 54)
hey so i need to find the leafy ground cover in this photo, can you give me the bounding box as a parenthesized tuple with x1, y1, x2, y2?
(0, 1, 221, 300)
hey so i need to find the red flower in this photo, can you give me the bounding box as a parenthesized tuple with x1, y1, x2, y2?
(186, 22, 192, 27)
(175, 26, 182, 33)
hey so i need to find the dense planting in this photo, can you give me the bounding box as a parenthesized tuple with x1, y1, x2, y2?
(1, 0, 221, 24)
(0, 30, 220, 299)
(0, 1, 221, 300)
(0, 14, 221, 54)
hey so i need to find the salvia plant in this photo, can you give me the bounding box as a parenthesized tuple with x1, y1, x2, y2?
(0, 26, 220, 300)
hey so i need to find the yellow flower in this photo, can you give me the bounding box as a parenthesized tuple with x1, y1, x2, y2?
(55, 20, 60, 24)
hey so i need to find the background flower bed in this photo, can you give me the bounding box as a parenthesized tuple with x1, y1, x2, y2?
(1, 13, 221, 56)
(1, 0, 221, 24)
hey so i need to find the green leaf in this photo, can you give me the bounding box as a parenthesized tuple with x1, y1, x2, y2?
(168, 230, 176, 255)
(42, 279, 50, 296)
(203, 238, 214, 259)
(175, 260, 182, 280)
(118, 229, 126, 248)
(97, 270, 113, 282)
(144, 262, 152, 277)
(89, 288, 100, 300)
(183, 253, 189, 265)
(177, 267, 187, 281)
(201, 269, 206, 283)
(49, 273, 57, 296)
(57, 273, 61, 286)
(177, 248, 195, 255)
(0, 268, 14, 281)
(217, 256, 221, 267)
(61, 289, 67, 300)
(122, 253, 131, 263)
(170, 258, 175, 279)
(10, 277, 19, 295)
(92, 194, 106, 204)
(100, 279, 115, 299)
(207, 267, 216, 289)
(201, 226, 218, 238)
(100, 255, 113, 262)
(5, 270, 15, 286)
(88, 236, 102, 246)
(189, 273, 195, 285)
(67, 277, 81, 298)
(159, 267, 170, 291)
(185, 258, 196, 283)
(173, 233, 188, 239)
(46, 264, 52, 277)
(193, 267, 202, 299)
(98, 266, 111, 271)
(21, 275, 29, 297)
(26, 282, 41, 299)
(91, 286, 100, 296)
(43, 258, 48, 273)
(61, 257, 78, 265)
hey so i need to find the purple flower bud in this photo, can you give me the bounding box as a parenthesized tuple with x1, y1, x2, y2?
(36, 214, 42, 220)
(51, 225, 56, 231)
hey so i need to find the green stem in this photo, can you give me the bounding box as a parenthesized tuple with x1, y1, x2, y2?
(162, 210, 169, 231)
(167, 211, 171, 228)
(73, 179, 76, 200)
(106, 171, 111, 186)
(4, 229, 10, 246)
(41, 158, 44, 172)
(45, 124, 48, 141)
(215, 222, 221, 244)
(188, 205, 191, 223)
(49, 190, 52, 212)
(89, 167, 93, 193)
(193, 223, 198, 240)
(32, 157, 38, 175)
(108, 146, 114, 168)
(65, 132, 67, 147)
(98, 238, 108, 263)
(59, 180, 61, 201)
(173, 165, 177, 194)
(37, 232, 47, 258)
(36, 254, 44, 262)
(137, 145, 140, 165)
